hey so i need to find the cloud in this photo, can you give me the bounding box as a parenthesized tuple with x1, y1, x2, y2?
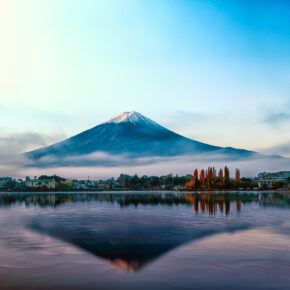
(263, 102, 290, 126)
(161, 110, 211, 139)
(259, 141, 290, 158)
(25, 149, 260, 169)
(0, 132, 65, 156)
(1, 152, 289, 180)
(264, 112, 290, 124)
(0, 102, 85, 136)
(21, 150, 289, 179)
(19, 155, 290, 180)
(0, 132, 66, 177)
(174, 110, 208, 122)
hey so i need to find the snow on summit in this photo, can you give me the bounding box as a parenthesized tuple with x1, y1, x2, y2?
(103, 111, 163, 129)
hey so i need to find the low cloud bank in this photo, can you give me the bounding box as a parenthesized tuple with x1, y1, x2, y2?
(1, 151, 288, 180)
(259, 141, 290, 158)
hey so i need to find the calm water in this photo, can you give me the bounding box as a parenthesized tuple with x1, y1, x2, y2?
(0, 191, 289, 290)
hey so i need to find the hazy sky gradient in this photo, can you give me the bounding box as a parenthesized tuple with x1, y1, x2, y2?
(0, 0, 289, 155)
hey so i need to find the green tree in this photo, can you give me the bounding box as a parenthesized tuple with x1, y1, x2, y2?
(272, 180, 285, 189)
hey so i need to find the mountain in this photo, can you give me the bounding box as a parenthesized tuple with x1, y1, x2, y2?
(26, 111, 259, 166)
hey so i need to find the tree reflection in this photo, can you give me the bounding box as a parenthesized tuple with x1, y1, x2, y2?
(0, 191, 288, 214)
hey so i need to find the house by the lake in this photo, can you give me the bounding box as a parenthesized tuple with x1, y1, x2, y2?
(25, 177, 56, 189)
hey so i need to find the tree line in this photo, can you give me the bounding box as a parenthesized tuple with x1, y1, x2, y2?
(184, 166, 255, 190)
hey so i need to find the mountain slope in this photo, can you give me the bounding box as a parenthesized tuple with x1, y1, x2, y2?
(26, 111, 257, 166)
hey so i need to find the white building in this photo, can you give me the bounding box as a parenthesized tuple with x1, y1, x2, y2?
(25, 178, 56, 189)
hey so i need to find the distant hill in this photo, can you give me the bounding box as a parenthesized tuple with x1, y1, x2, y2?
(258, 171, 290, 178)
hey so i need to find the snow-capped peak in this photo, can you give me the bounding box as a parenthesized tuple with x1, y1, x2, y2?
(103, 111, 164, 129)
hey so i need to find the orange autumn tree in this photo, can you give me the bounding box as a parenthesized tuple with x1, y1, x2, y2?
(207, 167, 214, 190)
(213, 167, 217, 179)
(224, 166, 230, 188)
(185, 170, 195, 190)
(218, 168, 223, 182)
(186, 169, 199, 190)
(211, 167, 215, 188)
(216, 168, 224, 189)
(200, 169, 206, 190)
(193, 169, 199, 190)
(185, 179, 194, 190)
(224, 166, 230, 181)
(186, 166, 242, 190)
(235, 168, 241, 182)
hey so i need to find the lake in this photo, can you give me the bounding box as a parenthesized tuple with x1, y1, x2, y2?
(0, 191, 289, 290)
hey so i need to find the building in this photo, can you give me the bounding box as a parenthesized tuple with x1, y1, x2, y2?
(258, 176, 286, 189)
(173, 185, 183, 191)
(72, 181, 88, 190)
(98, 183, 106, 190)
(0, 177, 12, 188)
(25, 178, 56, 189)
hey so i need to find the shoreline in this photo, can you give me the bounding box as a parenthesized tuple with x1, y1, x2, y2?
(1, 190, 289, 194)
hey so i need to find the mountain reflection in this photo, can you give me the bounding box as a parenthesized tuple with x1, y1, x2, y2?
(0, 192, 289, 272)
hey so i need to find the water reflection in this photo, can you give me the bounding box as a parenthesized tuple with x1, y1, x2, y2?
(0, 192, 289, 290)
(0, 191, 289, 213)
(0, 191, 289, 274)
(28, 212, 251, 272)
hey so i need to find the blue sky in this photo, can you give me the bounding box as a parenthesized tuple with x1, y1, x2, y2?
(0, 0, 289, 156)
